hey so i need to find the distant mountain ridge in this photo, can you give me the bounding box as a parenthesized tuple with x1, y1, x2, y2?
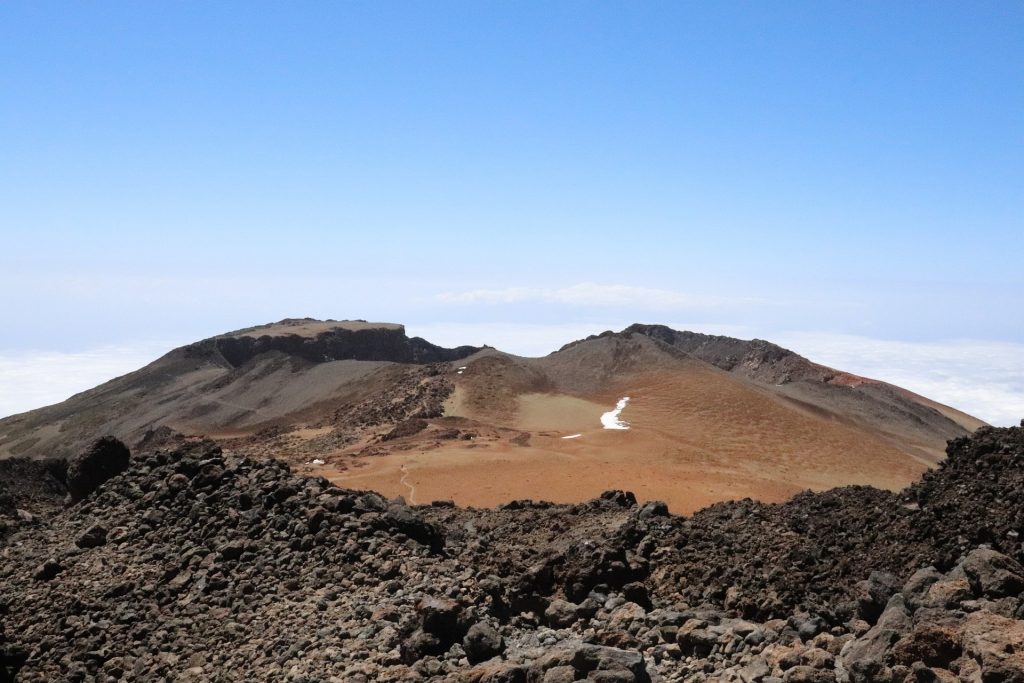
(0, 319, 481, 462)
(622, 323, 840, 384)
(560, 323, 983, 457)
(564, 323, 877, 385)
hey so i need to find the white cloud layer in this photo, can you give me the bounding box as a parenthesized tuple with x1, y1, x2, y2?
(0, 343, 176, 420)
(0, 330, 1020, 429)
(772, 333, 1024, 428)
(435, 283, 737, 309)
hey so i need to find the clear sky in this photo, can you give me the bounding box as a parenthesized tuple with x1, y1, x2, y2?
(1, 2, 1022, 424)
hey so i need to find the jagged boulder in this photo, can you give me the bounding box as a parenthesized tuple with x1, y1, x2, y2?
(514, 642, 651, 683)
(840, 542, 1024, 683)
(0, 485, 13, 517)
(854, 571, 902, 624)
(384, 502, 444, 551)
(66, 436, 130, 503)
(546, 599, 581, 628)
(842, 594, 912, 682)
(566, 643, 651, 682)
(0, 637, 27, 683)
(961, 548, 1024, 599)
(463, 622, 505, 664)
(960, 612, 1024, 681)
(75, 524, 107, 549)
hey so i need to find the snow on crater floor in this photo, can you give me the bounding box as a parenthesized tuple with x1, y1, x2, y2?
(600, 397, 631, 430)
(562, 433, 583, 440)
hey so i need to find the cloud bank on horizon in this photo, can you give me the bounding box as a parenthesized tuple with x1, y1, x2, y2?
(0, 343, 178, 424)
(772, 333, 1024, 429)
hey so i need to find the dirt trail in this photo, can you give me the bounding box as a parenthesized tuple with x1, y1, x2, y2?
(399, 462, 418, 504)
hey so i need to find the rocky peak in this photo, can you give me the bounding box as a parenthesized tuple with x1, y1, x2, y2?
(624, 323, 840, 384)
(177, 318, 481, 368)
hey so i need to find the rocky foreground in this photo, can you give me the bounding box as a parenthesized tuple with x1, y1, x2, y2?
(1, 425, 1023, 682)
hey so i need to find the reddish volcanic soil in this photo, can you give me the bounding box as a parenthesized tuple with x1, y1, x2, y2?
(320, 364, 928, 514)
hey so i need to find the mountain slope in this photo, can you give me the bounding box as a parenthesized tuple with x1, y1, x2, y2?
(325, 327, 982, 512)
(0, 319, 481, 462)
(0, 320, 982, 513)
(622, 324, 984, 461)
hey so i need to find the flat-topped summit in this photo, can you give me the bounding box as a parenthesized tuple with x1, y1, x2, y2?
(218, 318, 404, 339)
(183, 318, 479, 368)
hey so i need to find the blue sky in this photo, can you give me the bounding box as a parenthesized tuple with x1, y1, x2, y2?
(0, 2, 1022, 423)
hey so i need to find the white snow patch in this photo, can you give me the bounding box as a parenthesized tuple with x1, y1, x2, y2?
(600, 397, 631, 430)
(310, 459, 325, 466)
(562, 433, 583, 440)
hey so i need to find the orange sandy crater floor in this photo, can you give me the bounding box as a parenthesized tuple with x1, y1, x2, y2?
(318, 370, 930, 515)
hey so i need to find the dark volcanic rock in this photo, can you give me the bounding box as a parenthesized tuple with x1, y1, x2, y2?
(854, 571, 902, 624)
(621, 323, 823, 383)
(417, 596, 466, 643)
(385, 502, 444, 551)
(961, 547, 1024, 598)
(463, 622, 505, 663)
(75, 524, 107, 548)
(0, 423, 1022, 681)
(31, 559, 62, 582)
(381, 418, 429, 442)
(569, 643, 650, 682)
(545, 598, 580, 628)
(65, 436, 130, 503)
(0, 637, 27, 683)
(0, 457, 67, 520)
(204, 322, 480, 368)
